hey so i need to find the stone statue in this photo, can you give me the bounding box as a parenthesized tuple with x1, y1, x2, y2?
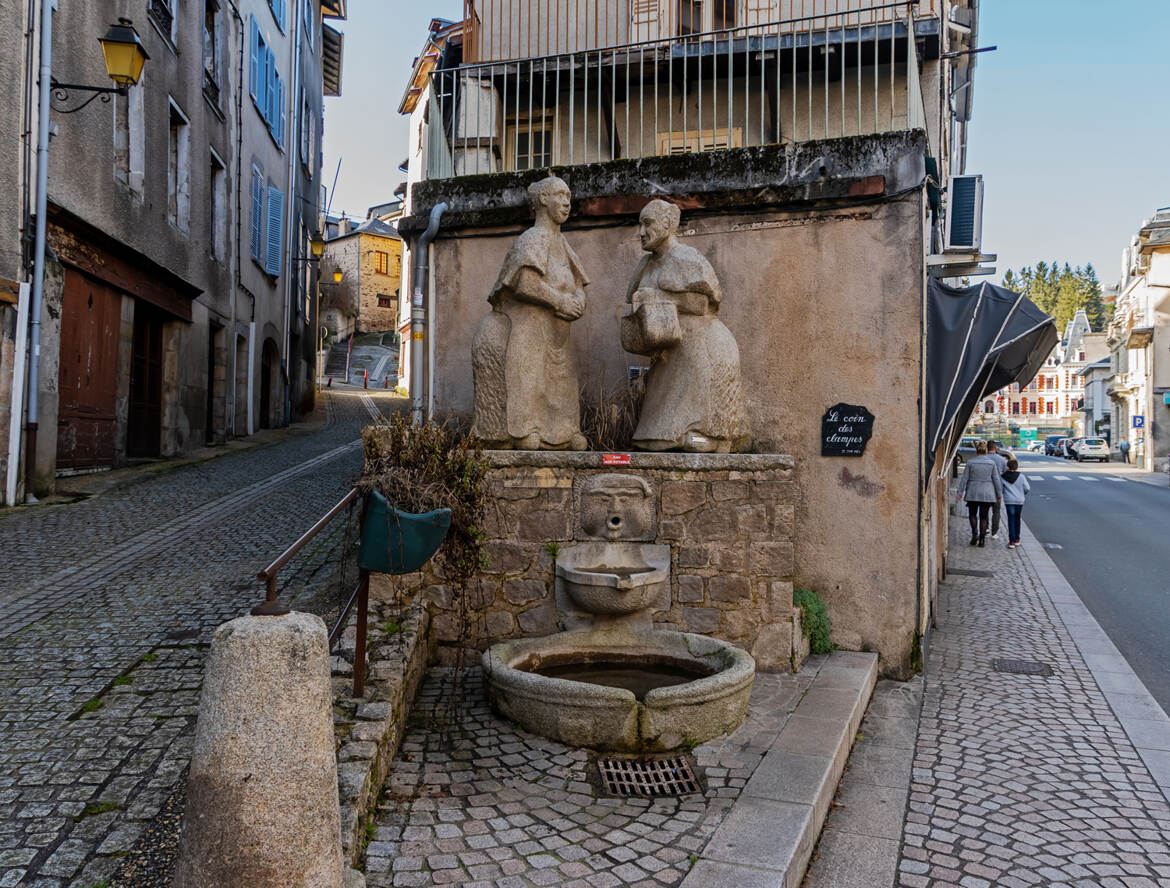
(621, 200, 749, 453)
(472, 176, 589, 450)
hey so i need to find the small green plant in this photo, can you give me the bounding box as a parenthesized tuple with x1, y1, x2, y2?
(87, 881, 110, 888)
(379, 620, 402, 635)
(74, 801, 119, 822)
(793, 587, 832, 655)
(543, 542, 560, 558)
(111, 676, 132, 687)
(910, 631, 923, 674)
(80, 699, 103, 714)
(141, 651, 157, 663)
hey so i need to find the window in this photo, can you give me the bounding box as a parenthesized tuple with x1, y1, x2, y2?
(375, 251, 390, 274)
(299, 87, 312, 168)
(507, 116, 553, 171)
(250, 166, 265, 263)
(984, 400, 994, 414)
(209, 151, 226, 260)
(269, 0, 286, 32)
(677, 0, 736, 35)
(659, 127, 743, 154)
(250, 15, 286, 149)
(1011, 402, 1020, 415)
(149, 0, 176, 41)
(378, 296, 393, 309)
(303, 0, 315, 48)
(265, 184, 285, 277)
(1045, 401, 1054, 415)
(203, 0, 222, 102)
(168, 101, 190, 232)
(1079, 351, 1085, 361)
(113, 77, 145, 195)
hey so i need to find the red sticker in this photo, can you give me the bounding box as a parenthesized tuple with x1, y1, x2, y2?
(602, 453, 631, 465)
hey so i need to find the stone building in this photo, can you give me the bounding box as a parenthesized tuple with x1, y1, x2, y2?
(321, 218, 403, 341)
(393, 0, 997, 675)
(0, 0, 345, 503)
(1106, 208, 1170, 471)
(976, 309, 1108, 438)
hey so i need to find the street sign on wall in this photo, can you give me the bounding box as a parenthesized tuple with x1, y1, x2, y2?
(1019, 428, 1037, 441)
(1133, 415, 1145, 428)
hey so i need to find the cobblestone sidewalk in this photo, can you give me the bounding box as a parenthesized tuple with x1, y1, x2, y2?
(896, 515, 1170, 887)
(0, 390, 401, 888)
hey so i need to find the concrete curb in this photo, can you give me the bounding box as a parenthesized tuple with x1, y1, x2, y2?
(679, 650, 878, 888)
(1020, 520, 1170, 804)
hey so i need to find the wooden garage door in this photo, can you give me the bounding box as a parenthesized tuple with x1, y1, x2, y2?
(57, 269, 121, 469)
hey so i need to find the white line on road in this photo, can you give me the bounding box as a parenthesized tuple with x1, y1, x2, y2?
(1054, 475, 1070, 481)
(1080, 477, 1099, 482)
(1031, 475, 1045, 481)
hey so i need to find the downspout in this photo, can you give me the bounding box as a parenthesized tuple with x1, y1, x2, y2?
(227, 0, 243, 437)
(410, 202, 447, 424)
(24, 0, 54, 502)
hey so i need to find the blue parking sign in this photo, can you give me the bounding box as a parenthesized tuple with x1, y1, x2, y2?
(1133, 415, 1145, 428)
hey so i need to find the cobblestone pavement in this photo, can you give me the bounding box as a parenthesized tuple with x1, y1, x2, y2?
(896, 516, 1170, 888)
(366, 665, 818, 888)
(0, 390, 401, 888)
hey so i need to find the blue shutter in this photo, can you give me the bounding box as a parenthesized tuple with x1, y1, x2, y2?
(276, 75, 286, 148)
(249, 16, 260, 103)
(250, 169, 264, 262)
(265, 50, 277, 127)
(265, 186, 284, 276)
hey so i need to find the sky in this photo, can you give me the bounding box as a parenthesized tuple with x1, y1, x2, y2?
(324, 0, 1170, 287)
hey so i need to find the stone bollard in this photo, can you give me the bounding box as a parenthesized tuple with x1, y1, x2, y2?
(174, 612, 343, 888)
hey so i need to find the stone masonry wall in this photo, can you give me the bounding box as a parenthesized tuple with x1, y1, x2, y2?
(370, 451, 803, 672)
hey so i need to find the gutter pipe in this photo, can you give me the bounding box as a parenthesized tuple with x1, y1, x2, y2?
(24, 0, 54, 502)
(410, 201, 446, 424)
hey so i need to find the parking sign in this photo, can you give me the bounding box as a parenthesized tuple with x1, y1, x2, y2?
(1133, 415, 1145, 428)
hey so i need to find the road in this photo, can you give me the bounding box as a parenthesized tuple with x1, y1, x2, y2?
(0, 389, 402, 888)
(1013, 450, 1170, 716)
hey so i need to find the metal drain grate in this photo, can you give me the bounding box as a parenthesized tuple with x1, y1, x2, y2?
(598, 756, 701, 797)
(992, 658, 1053, 677)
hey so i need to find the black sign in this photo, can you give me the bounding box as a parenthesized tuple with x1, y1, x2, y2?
(821, 403, 874, 457)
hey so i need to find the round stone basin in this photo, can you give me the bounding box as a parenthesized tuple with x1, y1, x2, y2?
(555, 542, 670, 615)
(482, 629, 755, 753)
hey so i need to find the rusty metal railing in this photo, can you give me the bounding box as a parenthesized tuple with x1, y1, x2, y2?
(254, 487, 371, 696)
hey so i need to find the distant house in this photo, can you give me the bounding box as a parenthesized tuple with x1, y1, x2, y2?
(321, 217, 403, 341)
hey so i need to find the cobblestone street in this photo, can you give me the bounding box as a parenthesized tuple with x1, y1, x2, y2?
(896, 516, 1170, 887)
(0, 390, 402, 888)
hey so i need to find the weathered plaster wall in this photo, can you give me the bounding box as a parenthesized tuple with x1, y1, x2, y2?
(408, 134, 929, 674)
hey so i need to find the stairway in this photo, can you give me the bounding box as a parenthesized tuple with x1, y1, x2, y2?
(324, 340, 350, 378)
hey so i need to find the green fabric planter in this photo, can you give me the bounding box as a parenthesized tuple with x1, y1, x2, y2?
(358, 490, 451, 575)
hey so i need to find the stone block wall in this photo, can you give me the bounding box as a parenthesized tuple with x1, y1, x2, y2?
(371, 451, 804, 672)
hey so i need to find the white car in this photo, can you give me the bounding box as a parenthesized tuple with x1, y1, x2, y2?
(1075, 438, 1110, 462)
(1027, 441, 1044, 452)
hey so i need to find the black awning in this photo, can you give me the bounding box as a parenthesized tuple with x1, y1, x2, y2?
(925, 279, 1058, 483)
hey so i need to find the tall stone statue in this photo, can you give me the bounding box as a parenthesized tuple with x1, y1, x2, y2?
(472, 176, 589, 450)
(621, 200, 749, 453)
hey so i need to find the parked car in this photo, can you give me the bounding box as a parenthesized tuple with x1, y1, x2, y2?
(1027, 441, 1045, 452)
(1061, 437, 1084, 459)
(956, 436, 981, 465)
(1044, 434, 1065, 456)
(1075, 438, 1110, 462)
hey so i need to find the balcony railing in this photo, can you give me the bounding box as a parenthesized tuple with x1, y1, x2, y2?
(461, 0, 938, 63)
(428, 2, 929, 180)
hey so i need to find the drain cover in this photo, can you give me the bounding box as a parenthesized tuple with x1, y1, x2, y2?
(992, 658, 1053, 676)
(598, 756, 701, 797)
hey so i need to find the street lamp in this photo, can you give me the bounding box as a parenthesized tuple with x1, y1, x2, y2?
(51, 19, 150, 112)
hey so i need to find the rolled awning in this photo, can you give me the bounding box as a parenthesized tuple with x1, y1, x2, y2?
(925, 279, 1058, 484)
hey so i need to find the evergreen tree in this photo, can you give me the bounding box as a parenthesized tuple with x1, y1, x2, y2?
(1001, 260, 1109, 332)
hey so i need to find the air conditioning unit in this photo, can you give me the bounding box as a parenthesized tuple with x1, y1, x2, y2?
(945, 174, 984, 251)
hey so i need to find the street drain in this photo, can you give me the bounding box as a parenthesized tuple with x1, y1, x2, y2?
(597, 756, 701, 797)
(992, 658, 1053, 677)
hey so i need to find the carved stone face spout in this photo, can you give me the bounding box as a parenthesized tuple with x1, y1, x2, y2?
(578, 474, 654, 541)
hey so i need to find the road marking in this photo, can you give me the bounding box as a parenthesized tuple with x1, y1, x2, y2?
(360, 393, 382, 422)
(1054, 475, 1070, 481)
(1107, 476, 1127, 482)
(1030, 475, 1045, 481)
(1080, 477, 1099, 482)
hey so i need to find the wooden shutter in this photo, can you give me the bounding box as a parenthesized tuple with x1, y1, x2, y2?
(265, 186, 284, 276)
(250, 168, 264, 262)
(249, 16, 261, 103)
(631, 0, 660, 42)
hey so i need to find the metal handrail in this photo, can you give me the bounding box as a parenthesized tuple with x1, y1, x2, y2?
(253, 487, 371, 696)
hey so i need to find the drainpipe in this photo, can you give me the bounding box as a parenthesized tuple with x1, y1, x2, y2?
(24, 0, 54, 502)
(410, 202, 447, 424)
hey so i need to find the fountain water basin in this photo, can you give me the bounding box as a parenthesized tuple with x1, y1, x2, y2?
(555, 541, 669, 616)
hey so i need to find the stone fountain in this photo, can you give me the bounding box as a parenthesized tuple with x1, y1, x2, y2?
(482, 473, 755, 753)
(476, 182, 760, 753)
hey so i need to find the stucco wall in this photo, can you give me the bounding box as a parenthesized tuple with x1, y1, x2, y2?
(424, 186, 926, 674)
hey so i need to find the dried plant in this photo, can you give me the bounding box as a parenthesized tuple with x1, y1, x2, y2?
(579, 376, 644, 451)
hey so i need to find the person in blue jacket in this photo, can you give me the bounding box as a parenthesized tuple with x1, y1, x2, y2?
(1000, 457, 1031, 549)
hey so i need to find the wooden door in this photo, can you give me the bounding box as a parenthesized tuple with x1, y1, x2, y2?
(57, 269, 120, 469)
(128, 303, 163, 457)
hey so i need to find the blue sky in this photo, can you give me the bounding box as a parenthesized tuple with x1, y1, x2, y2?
(324, 0, 1170, 286)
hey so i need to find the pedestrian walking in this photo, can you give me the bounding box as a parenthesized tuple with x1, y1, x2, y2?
(1000, 457, 1030, 549)
(957, 441, 1003, 547)
(1119, 438, 1130, 463)
(986, 440, 1007, 539)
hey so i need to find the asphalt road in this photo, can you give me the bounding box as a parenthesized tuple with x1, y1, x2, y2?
(1012, 451, 1170, 716)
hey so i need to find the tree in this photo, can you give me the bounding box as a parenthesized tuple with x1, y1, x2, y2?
(1001, 260, 1108, 332)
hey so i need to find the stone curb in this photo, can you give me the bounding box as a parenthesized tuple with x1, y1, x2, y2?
(679, 649, 878, 888)
(332, 601, 433, 872)
(1019, 520, 1170, 804)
